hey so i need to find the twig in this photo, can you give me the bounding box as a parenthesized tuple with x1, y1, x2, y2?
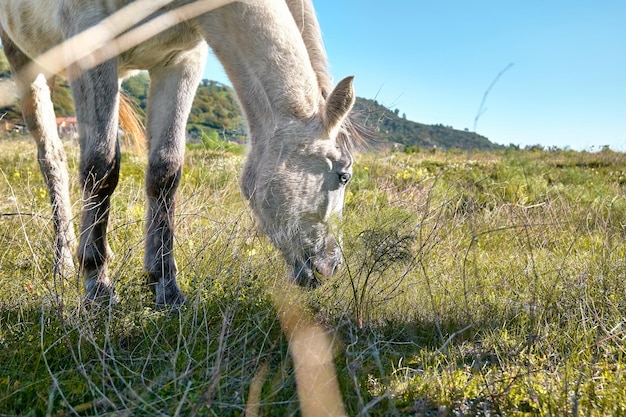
(473, 63, 514, 132)
(433, 323, 474, 357)
(1, 212, 50, 220)
(357, 392, 391, 417)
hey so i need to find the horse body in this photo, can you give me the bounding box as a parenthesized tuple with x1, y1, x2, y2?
(0, 0, 356, 305)
(0, 0, 207, 77)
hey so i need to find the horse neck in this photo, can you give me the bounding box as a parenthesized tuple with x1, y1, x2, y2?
(199, 1, 323, 142)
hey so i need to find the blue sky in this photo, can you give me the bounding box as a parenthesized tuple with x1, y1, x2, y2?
(204, 1, 626, 150)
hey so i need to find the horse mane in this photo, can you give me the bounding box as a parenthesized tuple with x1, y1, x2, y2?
(285, 0, 333, 96)
(285, 0, 372, 151)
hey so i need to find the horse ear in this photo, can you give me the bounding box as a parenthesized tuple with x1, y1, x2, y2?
(323, 76, 355, 134)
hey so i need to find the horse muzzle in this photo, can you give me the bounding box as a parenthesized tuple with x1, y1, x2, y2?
(292, 241, 342, 288)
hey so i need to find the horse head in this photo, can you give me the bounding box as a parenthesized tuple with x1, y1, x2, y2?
(241, 76, 356, 286)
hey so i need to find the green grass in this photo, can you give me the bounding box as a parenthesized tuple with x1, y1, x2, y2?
(2, 137, 626, 415)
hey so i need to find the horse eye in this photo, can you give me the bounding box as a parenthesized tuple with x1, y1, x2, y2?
(338, 172, 351, 185)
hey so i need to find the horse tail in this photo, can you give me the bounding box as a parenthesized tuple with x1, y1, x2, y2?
(118, 92, 146, 153)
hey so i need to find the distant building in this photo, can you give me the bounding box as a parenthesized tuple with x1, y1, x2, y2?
(2, 117, 78, 137)
(56, 117, 78, 137)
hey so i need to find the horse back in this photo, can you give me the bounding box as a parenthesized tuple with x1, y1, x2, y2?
(0, 0, 65, 59)
(0, 0, 204, 76)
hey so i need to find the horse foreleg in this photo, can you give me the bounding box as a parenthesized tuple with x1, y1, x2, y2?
(0, 31, 76, 276)
(70, 61, 121, 303)
(145, 45, 206, 306)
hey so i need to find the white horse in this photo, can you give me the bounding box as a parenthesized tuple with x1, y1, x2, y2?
(0, 0, 362, 306)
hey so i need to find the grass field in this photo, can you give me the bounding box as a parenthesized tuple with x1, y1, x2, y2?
(1, 135, 626, 416)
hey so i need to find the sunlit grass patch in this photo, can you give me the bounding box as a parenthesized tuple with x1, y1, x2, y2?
(3, 136, 626, 414)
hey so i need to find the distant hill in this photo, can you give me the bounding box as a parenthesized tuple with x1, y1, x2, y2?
(353, 97, 501, 151)
(2, 47, 500, 150)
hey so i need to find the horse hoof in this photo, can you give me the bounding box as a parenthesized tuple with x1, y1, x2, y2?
(149, 277, 186, 308)
(154, 288, 186, 309)
(84, 281, 119, 305)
